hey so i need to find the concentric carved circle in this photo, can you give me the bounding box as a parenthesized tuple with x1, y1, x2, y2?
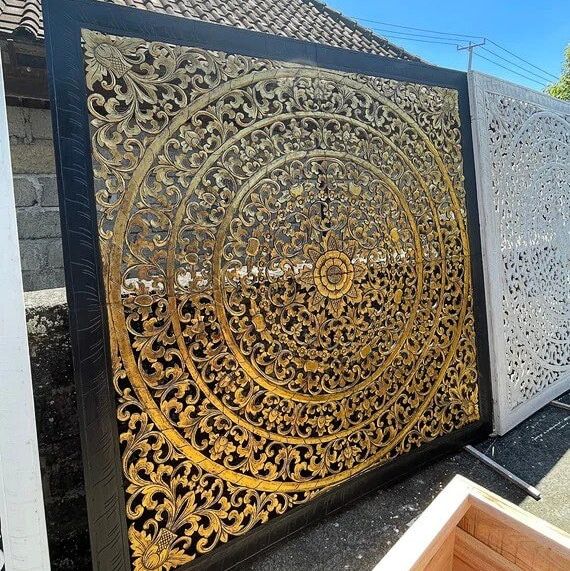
(85, 31, 479, 564)
(103, 67, 476, 491)
(206, 151, 422, 403)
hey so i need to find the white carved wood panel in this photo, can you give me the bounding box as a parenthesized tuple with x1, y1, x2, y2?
(469, 72, 570, 434)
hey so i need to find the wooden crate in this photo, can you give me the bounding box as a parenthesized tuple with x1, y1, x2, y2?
(375, 475, 570, 571)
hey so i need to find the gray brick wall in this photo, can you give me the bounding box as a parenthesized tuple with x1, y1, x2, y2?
(8, 106, 65, 291)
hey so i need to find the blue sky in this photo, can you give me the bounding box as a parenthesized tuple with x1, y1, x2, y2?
(326, 0, 569, 91)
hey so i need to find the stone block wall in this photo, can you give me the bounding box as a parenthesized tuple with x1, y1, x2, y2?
(8, 105, 65, 291)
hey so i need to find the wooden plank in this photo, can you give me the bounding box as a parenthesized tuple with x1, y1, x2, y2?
(459, 505, 570, 571)
(424, 529, 455, 571)
(0, 51, 51, 570)
(471, 494, 570, 555)
(455, 527, 521, 571)
(373, 477, 471, 570)
(376, 476, 570, 571)
(453, 555, 476, 571)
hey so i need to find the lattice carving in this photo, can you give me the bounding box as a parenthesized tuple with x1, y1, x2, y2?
(469, 72, 570, 434)
(82, 30, 481, 570)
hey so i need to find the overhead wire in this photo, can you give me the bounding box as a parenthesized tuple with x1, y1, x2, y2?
(378, 36, 460, 46)
(344, 14, 558, 86)
(473, 52, 547, 87)
(351, 16, 485, 40)
(485, 39, 558, 80)
(480, 46, 554, 84)
(366, 30, 462, 46)
(366, 26, 476, 44)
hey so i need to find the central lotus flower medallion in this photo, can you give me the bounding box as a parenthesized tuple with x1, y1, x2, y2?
(298, 232, 366, 317)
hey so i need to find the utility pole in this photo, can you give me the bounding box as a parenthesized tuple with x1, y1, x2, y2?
(457, 39, 486, 71)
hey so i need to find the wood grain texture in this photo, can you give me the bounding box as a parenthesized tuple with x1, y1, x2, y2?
(424, 529, 455, 571)
(459, 505, 570, 571)
(455, 527, 521, 571)
(375, 476, 570, 571)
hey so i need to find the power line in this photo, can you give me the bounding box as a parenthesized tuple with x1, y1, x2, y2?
(367, 25, 473, 44)
(378, 35, 460, 47)
(364, 26, 552, 84)
(367, 29, 464, 47)
(485, 39, 558, 80)
(480, 46, 554, 83)
(352, 16, 485, 40)
(474, 52, 547, 87)
(347, 14, 559, 82)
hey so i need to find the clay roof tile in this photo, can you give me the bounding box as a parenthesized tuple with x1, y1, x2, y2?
(0, 0, 418, 61)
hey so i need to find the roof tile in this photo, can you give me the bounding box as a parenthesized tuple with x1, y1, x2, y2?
(0, 0, 418, 61)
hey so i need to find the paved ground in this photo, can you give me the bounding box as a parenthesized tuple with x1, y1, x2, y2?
(242, 391, 570, 571)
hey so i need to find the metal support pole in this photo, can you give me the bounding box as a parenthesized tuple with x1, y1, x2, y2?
(464, 445, 541, 501)
(457, 40, 486, 71)
(550, 400, 570, 412)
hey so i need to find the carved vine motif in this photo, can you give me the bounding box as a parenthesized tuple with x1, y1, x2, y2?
(82, 29, 480, 570)
(483, 89, 570, 410)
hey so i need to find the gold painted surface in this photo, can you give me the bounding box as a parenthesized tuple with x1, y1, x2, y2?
(82, 29, 480, 570)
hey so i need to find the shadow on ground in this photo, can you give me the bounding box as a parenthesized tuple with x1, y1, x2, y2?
(242, 391, 570, 571)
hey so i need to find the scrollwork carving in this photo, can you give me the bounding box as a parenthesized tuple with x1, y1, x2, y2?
(469, 72, 570, 434)
(83, 30, 480, 569)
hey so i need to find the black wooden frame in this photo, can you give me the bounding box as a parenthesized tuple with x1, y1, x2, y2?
(43, 0, 492, 568)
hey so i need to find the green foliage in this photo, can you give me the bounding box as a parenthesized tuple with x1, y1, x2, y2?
(546, 45, 570, 100)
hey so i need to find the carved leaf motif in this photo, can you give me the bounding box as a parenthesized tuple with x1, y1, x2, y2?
(83, 30, 480, 569)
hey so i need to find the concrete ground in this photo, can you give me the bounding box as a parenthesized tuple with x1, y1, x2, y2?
(243, 391, 570, 571)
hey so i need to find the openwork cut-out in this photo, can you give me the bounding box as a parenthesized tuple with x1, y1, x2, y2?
(469, 73, 570, 434)
(83, 30, 480, 569)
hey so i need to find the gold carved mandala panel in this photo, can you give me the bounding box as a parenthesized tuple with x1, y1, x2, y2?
(82, 29, 480, 570)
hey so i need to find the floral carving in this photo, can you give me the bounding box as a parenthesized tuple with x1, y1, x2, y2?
(298, 231, 366, 317)
(470, 74, 570, 433)
(83, 29, 480, 569)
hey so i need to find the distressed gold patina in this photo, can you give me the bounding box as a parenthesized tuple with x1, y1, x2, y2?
(82, 29, 480, 570)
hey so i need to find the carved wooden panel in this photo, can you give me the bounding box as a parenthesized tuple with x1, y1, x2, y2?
(469, 72, 570, 435)
(44, 1, 490, 568)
